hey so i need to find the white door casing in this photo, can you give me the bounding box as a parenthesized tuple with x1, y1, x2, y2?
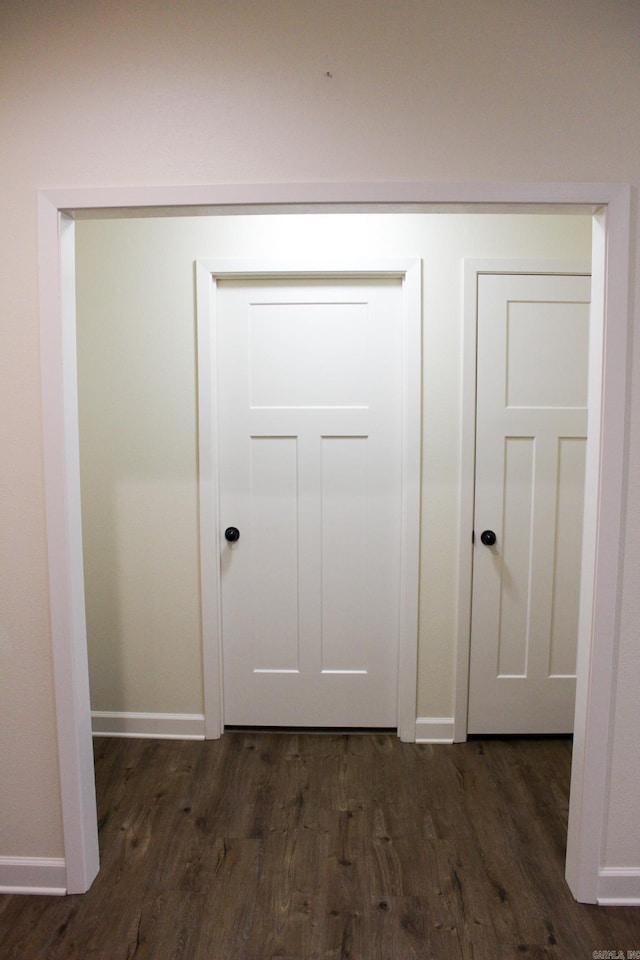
(37, 183, 630, 904)
(468, 272, 591, 734)
(196, 260, 422, 738)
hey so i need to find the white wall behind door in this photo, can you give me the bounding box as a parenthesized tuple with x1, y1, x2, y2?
(76, 212, 591, 724)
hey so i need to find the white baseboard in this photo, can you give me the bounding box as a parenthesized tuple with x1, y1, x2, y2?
(0, 856, 66, 896)
(414, 716, 455, 743)
(91, 711, 205, 740)
(597, 867, 640, 905)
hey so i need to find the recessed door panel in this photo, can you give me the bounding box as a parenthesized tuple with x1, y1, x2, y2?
(249, 437, 299, 672)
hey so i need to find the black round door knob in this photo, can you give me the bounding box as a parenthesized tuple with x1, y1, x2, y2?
(224, 526, 240, 543)
(480, 530, 497, 546)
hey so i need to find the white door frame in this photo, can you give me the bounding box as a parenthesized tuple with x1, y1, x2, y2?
(455, 257, 592, 742)
(37, 181, 631, 904)
(195, 258, 422, 740)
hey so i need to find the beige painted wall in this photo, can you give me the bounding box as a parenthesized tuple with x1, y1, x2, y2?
(1, 0, 639, 873)
(76, 212, 592, 721)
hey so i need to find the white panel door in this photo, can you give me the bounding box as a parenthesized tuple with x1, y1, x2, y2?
(468, 273, 591, 734)
(217, 276, 403, 727)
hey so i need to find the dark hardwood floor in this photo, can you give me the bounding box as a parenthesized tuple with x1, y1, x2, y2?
(1, 732, 640, 958)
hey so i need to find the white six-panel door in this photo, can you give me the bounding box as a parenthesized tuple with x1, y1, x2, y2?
(216, 276, 405, 727)
(468, 273, 591, 734)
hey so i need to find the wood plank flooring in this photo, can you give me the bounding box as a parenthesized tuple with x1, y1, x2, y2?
(2, 732, 640, 958)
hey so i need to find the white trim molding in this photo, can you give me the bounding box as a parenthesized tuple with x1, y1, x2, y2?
(597, 868, 640, 906)
(91, 712, 205, 740)
(415, 717, 455, 744)
(196, 258, 422, 743)
(0, 857, 67, 896)
(455, 258, 592, 744)
(37, 180, 631, 902)
(38, 200, 100, 895)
